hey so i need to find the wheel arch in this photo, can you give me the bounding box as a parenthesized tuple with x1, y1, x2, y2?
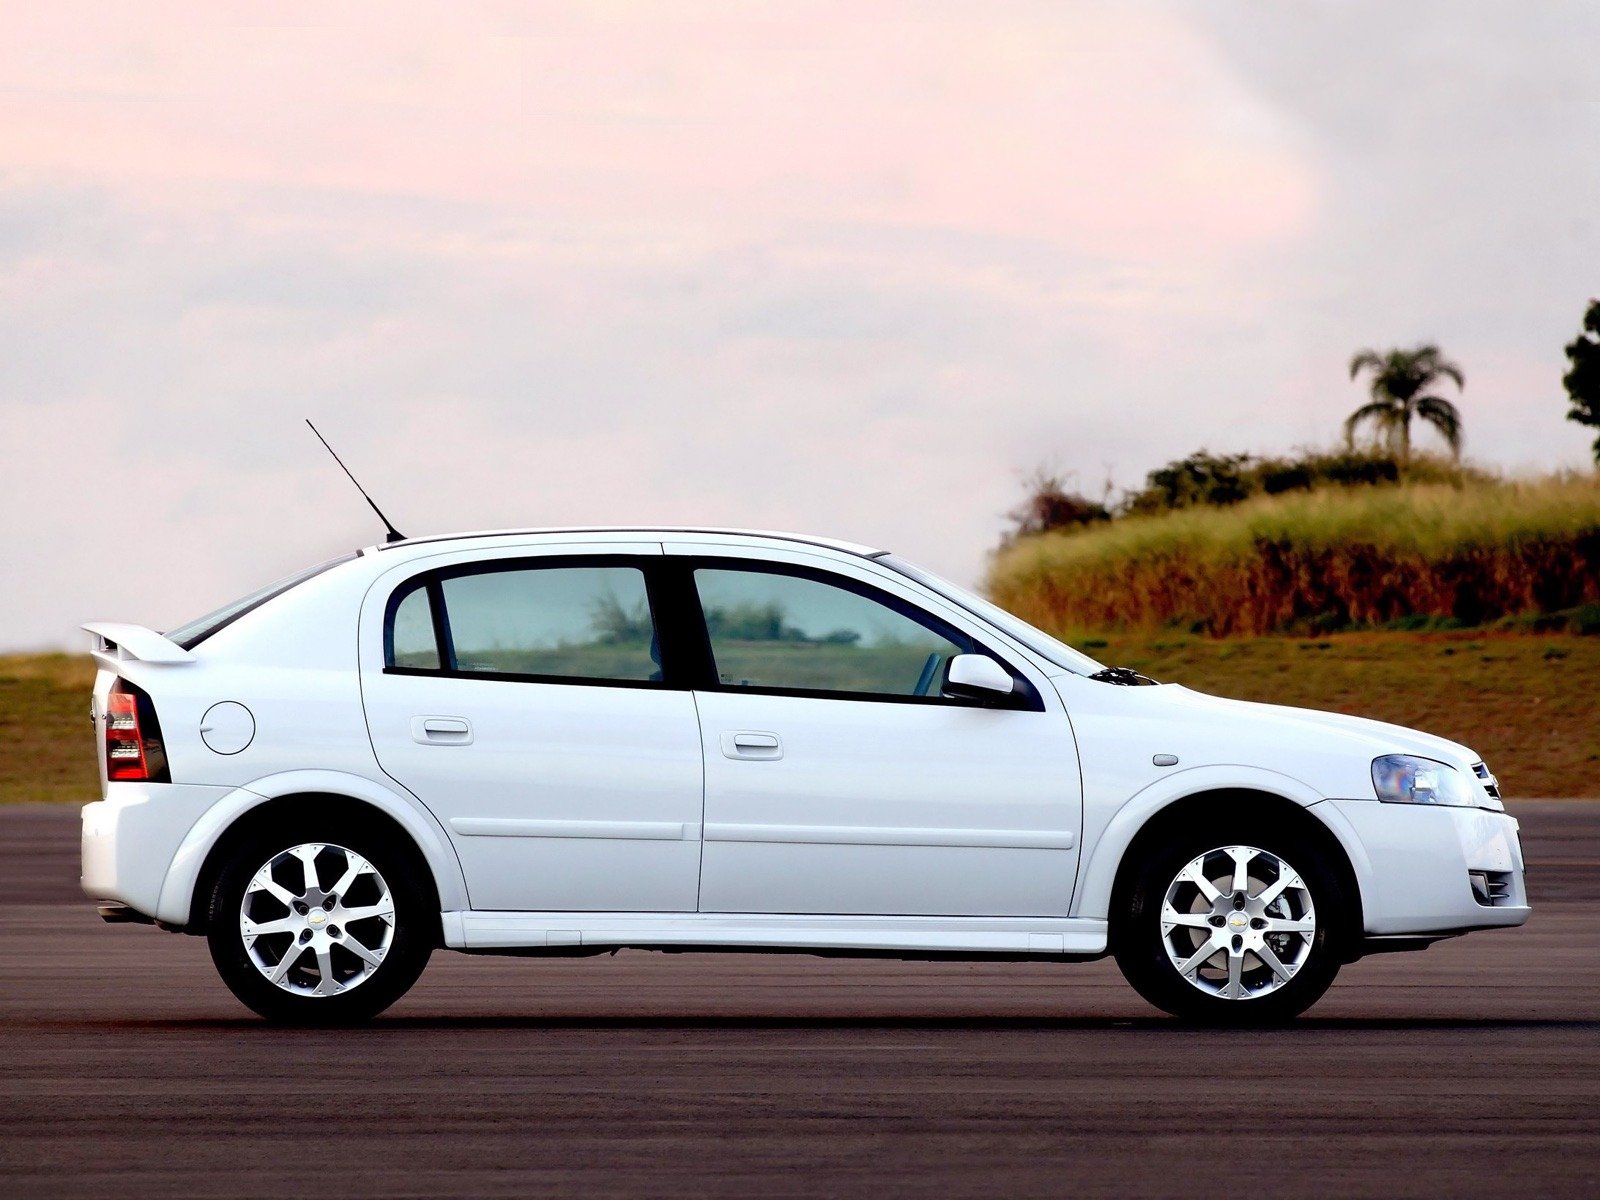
(1076, 772, 1365, 945)
(156, 770, 468, 931)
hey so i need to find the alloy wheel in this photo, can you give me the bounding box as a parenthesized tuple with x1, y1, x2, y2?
(1159, 844, 1317, 1000)
(238, 843, 396, 998)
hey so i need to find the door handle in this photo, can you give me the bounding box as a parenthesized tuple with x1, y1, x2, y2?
(411, 716, 473, 745)
(721, 731, 782, 760)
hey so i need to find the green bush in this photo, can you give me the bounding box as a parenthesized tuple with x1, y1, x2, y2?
(1118, 447, 1485, 516)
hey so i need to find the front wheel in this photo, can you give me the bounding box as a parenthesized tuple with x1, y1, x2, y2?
(206, 826, 434, 1024)
(1113, 828, 1349, 1023)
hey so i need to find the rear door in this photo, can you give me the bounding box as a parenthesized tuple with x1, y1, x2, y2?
(360, 545, 705, 913)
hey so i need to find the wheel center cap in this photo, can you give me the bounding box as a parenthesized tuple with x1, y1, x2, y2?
(1227, 912, 1249, 932)
(308, 910, 327, 926)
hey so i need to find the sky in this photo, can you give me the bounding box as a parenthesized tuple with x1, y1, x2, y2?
(2, 1, 1597, 650)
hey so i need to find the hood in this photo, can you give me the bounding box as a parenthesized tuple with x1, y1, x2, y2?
(1157, 685, 1481, 769)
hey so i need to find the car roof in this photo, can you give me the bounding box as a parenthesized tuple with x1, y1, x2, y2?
(370, 526, 884, 559)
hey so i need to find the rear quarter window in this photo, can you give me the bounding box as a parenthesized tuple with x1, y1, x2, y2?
(167, 554, 357, 649)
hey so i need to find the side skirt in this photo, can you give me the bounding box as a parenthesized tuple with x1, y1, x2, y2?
(440, 910, 1109, 959)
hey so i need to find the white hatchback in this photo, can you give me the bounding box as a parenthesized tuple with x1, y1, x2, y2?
(81, 527, 1529, 1024)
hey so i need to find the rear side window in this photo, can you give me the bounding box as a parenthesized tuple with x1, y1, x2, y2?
(389, 586, 440, 669)
(386, 564, 660, 684)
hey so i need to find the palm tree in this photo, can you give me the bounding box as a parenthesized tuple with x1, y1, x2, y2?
(1345, 344, 1465, 463)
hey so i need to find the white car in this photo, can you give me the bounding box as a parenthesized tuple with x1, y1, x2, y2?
(81, 527, 1528, 1024)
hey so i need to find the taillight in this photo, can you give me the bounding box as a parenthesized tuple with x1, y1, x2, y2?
(104, 680, 170, 783)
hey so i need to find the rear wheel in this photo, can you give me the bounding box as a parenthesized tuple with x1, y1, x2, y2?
(1114, 825, 1348, 1023)
(206, 825, 433, 1024)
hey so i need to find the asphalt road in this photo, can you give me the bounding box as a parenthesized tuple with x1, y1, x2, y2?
(2, 802, 1597, 1198)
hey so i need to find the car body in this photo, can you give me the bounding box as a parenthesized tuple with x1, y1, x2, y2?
(81, 527, 1529, 1023)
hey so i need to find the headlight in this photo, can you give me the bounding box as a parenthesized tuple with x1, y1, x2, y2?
(1371, 755, 1476, 807)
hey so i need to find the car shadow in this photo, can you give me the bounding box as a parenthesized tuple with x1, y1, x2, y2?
(58, 1013, 1600, 1034)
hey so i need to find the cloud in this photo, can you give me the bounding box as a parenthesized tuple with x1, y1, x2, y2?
(0, 2, 1592, 649)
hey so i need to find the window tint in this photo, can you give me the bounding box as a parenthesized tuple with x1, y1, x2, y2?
(389, 585, 440, 669)
(438, 565, 659, 682)
(694, 568, 971, 697)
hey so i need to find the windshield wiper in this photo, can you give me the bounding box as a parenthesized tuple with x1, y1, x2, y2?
(1088, 665, 1159, 686)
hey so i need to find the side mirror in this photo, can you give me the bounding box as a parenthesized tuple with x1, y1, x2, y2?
(942, 653, 1014, 701)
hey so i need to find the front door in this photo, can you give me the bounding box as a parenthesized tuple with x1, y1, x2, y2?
(683, 557, 1082, 917)
(361, 547, 704, 912)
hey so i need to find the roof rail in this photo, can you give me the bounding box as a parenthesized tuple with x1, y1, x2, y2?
(377, 526, 882, 557)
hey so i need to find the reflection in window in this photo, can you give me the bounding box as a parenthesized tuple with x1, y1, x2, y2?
(411, 566, 659, 682)
(694, 568, 970, 697)
(389, 585, 440, 669)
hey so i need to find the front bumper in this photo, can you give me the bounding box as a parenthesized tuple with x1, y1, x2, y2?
(1321, 799, 1530, 936)
(81, 783, 233, 921)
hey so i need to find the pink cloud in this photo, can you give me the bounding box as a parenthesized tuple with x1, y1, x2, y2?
(0, 2, 1316, 257)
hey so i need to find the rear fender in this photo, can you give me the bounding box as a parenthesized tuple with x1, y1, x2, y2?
(155, 769, 469, 925)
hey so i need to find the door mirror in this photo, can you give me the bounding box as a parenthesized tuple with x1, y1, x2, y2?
(942, 653, 1014, 701)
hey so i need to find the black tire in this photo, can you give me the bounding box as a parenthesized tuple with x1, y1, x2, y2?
(206, 819, 434, 1025)
(1113, 820, 1350, 1024)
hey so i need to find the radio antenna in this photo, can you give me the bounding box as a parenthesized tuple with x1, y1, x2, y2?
(305, 419, 406, 543)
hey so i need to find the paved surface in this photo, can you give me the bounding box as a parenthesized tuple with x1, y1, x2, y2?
(1, 803, 1597, 1197)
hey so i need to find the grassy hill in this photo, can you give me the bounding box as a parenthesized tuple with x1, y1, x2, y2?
(3, 640, 1596, 802)
(991, 476, 1600, 637)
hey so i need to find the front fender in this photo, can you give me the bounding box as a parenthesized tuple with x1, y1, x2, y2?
(1071, 764, 1328, 921)
(155, 769, 469, 925)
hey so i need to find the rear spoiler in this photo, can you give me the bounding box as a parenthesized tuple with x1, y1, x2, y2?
(82, 622, 195, 667)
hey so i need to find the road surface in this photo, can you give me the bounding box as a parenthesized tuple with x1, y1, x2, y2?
(1, 802, 1596, 1197)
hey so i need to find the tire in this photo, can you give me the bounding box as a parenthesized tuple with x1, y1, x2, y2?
(1112, 820, 1350, 1024)
(206, 820, 434, 1025)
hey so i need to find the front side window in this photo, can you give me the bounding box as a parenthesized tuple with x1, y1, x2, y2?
(693, 567, 973, 698)
(387, 564, 660, 684)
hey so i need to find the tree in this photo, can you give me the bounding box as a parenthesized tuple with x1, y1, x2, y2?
(1127, 450, 1255, 514)
(1345, 344, 1465, 463)
(1564, 299, 1600, 464)
(1004, 468, 1110, 542)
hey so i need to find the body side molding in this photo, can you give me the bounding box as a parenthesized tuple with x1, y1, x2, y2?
(704, 823, 1075, 850)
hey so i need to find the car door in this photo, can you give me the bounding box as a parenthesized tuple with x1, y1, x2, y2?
(360, 546, 705, 912)
(677, 549, 1082, 917)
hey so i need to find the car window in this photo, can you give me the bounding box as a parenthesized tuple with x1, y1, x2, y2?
(693, 567, 972, 698)
(389, 564, 661, 683)
(389, 585, 440, 669)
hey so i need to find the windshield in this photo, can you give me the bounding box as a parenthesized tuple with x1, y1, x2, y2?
(876, 554, 1105, 676)
(166, 553, 356, 649)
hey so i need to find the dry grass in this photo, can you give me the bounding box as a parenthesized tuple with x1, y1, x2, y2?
(990, 476, 1600, 636)
(0, 654, 98, 804)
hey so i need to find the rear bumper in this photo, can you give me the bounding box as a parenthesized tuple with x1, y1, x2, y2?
(1322, 799, 1530, 936)
(81, 784, 234, 923)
